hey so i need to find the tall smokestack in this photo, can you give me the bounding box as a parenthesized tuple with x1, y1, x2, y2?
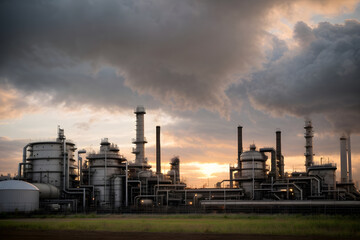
(237, 126, 243, 170)
(348, 134, 352, 182)
(276, 129, 282, 178)
(304, 121, 314, 171)
(156, 126, 161, 175)
(340, 136, 348, 183)
(133, 106, 147, 165)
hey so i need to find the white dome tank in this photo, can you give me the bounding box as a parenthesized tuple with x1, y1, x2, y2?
(0, 180, 39, 212)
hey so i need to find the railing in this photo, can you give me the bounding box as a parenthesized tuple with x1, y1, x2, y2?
(132, 137, 147, 143)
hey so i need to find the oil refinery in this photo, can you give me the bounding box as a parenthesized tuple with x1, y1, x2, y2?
(1, 106, 360, 214)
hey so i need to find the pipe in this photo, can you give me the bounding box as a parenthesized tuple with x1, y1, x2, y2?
(83, 188, 86, 210)
(229, 166, 234, 188)
(61, 131, 87, 212)
(156, 126, 161, 175)
(79, 184, 95, 203)
(340, 136, 348, 183)
(348, 134, 352, 182)
(125, 160, 128, 207)
(128, 180, 142, 196)
(77, 150, 86, 185)
(18, 144, 30, 179)
(104, 149, 107, 203)
(88, 160, 91, 185)
(269, 182, 303, 200)
(252, 156, 255, 200)
(260, 148, 277, 180)
(63, 139, 66, 191)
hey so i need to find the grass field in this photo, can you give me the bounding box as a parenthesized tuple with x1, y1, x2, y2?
(0, 214, 359, 237)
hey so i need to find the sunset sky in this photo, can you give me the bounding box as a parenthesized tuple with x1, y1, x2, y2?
(1, 0, 360, 187)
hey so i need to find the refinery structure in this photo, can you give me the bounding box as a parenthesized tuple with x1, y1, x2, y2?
(1, 106, 360, 214)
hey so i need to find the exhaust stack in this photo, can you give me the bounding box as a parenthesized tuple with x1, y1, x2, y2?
(348, 134, 352, 182)
(340, 136, 348, 183)
(238, 125, 243, 170)
(156, 126, 161, 175)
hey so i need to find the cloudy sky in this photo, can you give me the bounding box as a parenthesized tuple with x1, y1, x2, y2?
(1, 0, 360, 187)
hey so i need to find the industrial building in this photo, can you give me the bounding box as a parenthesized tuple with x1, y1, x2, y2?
(2, 106, 360, 214)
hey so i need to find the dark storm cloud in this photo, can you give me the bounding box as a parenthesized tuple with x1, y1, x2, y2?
(0, 0, 289, 116)
(243, 20, 360, 133)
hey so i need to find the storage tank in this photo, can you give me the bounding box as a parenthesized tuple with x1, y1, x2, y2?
(87, 138, 126, 206)
(32, 183, 60, 199)
(25, 140, 77, 189)
(0, 180, 39, 212)
(240, 144, 267, 199)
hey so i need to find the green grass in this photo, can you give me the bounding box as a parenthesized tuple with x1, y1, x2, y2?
(0, 214, 359, 237)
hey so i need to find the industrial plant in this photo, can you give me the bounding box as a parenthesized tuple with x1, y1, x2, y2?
(1, 106, 360, 214)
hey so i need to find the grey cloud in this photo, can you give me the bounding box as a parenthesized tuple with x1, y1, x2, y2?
(243, 20, 360, 134)
(0, 137, 28, 174)
(294, 21, 316, 46)
(0, 0, 290, 117)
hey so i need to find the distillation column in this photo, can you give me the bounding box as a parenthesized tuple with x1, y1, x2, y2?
(304, 121, 314, 171)
(133, 106, 147, 165)
(276, 130, 284, 178)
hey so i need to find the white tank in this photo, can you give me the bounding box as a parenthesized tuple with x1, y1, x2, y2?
(32, 183, 60, 199)
(0, 180, 39, 212)
(25, 141, 77, 189)
(240, 144, 267, 199)
(87, 139, 126, 206)
(240, 145, 267, 179)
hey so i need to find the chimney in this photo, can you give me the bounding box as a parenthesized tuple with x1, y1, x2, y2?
(156, 126, 161, 175)
(348, 134, 352, 182)
(276, 129, 282, 178)
(237, 126, 243, 170)
(340, 136, 348, 183)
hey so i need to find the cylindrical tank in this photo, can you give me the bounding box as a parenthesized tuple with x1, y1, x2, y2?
(140, 199, 153, 206)
(240, 145, 267, 179)
(113, 177, 123, 209)
(32, 183, 60, 199)
(25, 140, 77, 189)
(0, 180, 39, 212)
(87, 139, 126, 206)
(240, 144, 267, 199)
